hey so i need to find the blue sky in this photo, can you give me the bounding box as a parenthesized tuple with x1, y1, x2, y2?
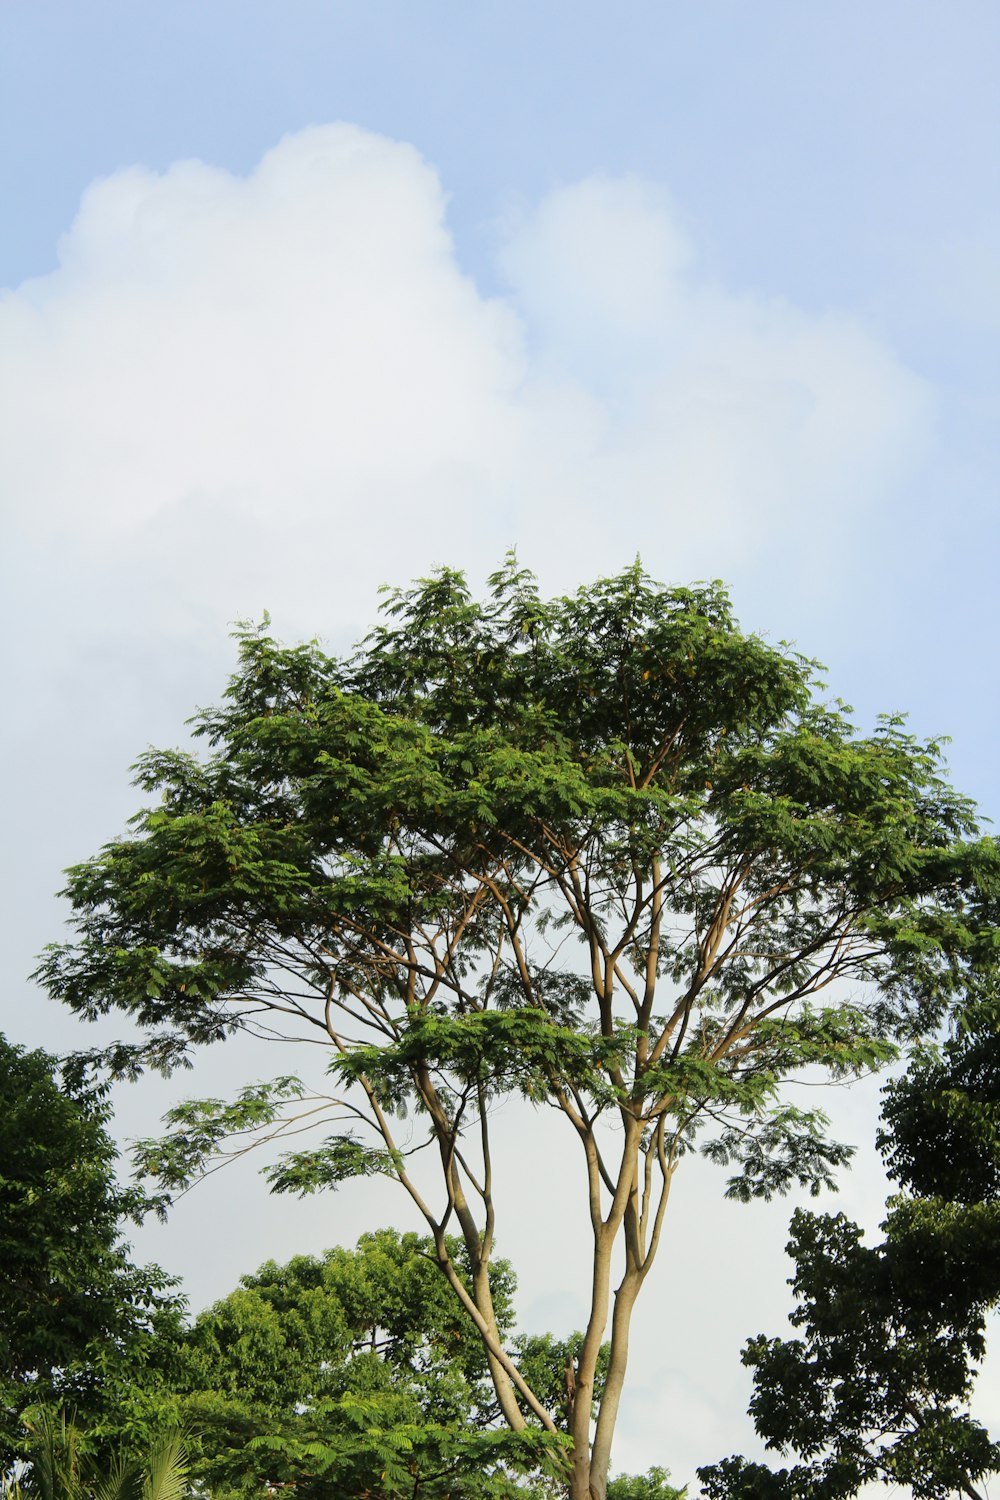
(6, 4, 999, 321)
(2, 1, 998, 1484)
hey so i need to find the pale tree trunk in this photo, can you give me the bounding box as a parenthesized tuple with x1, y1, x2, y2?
(566, 1113, 675, 1500)
(568, 1224, 615, 1500)
(588, 1266, 642, 1496)
(565, 1119, 652, 1500)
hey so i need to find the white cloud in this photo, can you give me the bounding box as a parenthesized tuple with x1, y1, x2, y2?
(498, 174, 696, 357)
(1, 123, 932, 648)
(501, 175, 931, 557)
(4, 127, 520, 557)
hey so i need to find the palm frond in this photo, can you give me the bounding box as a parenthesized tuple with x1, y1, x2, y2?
(140, 1435, 188, 1500)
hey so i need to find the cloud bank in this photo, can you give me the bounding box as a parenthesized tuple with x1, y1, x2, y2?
(2, 123, 931, 645)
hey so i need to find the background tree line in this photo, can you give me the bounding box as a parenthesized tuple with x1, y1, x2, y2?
(4, 1010, 998, 1499)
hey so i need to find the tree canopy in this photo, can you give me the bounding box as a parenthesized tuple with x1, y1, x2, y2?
(0, 1035, 180, 1471)
(37, 559, 1000, 1499)
(161, 1228, 589, 1499)
(699, 993, 1000, 1500)
(4, 1219, 675, 1500)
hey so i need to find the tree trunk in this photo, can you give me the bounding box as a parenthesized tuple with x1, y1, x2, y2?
(568, 1223, 616, 1500)
(565, 1264, 643, 1500)
(589, 1270, 641, 1496)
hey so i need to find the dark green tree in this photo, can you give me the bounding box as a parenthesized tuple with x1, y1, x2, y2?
(0, 1035, 181, 1471)
(699, 993, 1000, 1500)
(37, 560, 999, 1499)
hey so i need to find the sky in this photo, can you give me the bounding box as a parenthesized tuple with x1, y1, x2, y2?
(2, 1, 999, 1485)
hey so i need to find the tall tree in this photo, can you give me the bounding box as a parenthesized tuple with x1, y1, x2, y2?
(699, 992, 1000, 1500)
(0, 1036, 180, 1470)
(37, 561, 999, 1499)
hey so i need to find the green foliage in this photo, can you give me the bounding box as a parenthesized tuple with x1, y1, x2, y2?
(34, 559, 998, 1495)
(514, 1333, 609, 1429)
(701, 1106, 854, 1203)
(699, 998, 1000, 1500)
(879, 992, 1000, 1204)
(239, 1408, 561, 1500)
(607, 1466, 686, 1500)
(160, 1229, 575, 1498)
(131, 1078, 308, 1192)
(0, 1037, 182, 1470)
(6, 1411, 189, 1500)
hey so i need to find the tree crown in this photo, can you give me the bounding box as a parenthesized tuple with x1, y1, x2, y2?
(35, 560, 999, 1497)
